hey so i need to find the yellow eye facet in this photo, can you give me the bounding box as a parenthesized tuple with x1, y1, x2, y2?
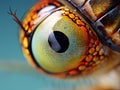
(31, 9, 88, 73)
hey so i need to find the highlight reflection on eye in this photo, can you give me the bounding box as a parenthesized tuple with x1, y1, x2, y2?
(10, 0, 120, 77)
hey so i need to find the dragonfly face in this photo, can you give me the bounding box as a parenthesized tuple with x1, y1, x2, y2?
(9, 0, 120, 89)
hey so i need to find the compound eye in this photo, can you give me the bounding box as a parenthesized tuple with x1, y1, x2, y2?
(31, 9, 88, 73)
(18, 0, 110, 77)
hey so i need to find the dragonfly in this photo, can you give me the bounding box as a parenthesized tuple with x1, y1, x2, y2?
(0, 0, 120, 90)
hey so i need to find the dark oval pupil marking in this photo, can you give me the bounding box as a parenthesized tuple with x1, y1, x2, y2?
(48, 31, 69, 53)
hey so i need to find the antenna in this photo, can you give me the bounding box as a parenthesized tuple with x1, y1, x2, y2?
(8, 7, 29, 36)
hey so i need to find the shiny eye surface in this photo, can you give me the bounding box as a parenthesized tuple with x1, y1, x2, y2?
(31, 10, 88, 73)
(12, 0, 120, 77)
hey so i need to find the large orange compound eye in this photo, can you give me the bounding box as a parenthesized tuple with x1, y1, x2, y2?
(18, 0, 109, 77)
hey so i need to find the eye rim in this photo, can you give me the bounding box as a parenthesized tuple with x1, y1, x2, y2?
(20, 9, 107, 78)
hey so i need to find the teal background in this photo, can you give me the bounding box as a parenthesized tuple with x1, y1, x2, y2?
(0, 0, 94, 90)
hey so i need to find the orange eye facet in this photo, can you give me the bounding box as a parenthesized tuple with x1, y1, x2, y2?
(19, 0, 110, 77)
